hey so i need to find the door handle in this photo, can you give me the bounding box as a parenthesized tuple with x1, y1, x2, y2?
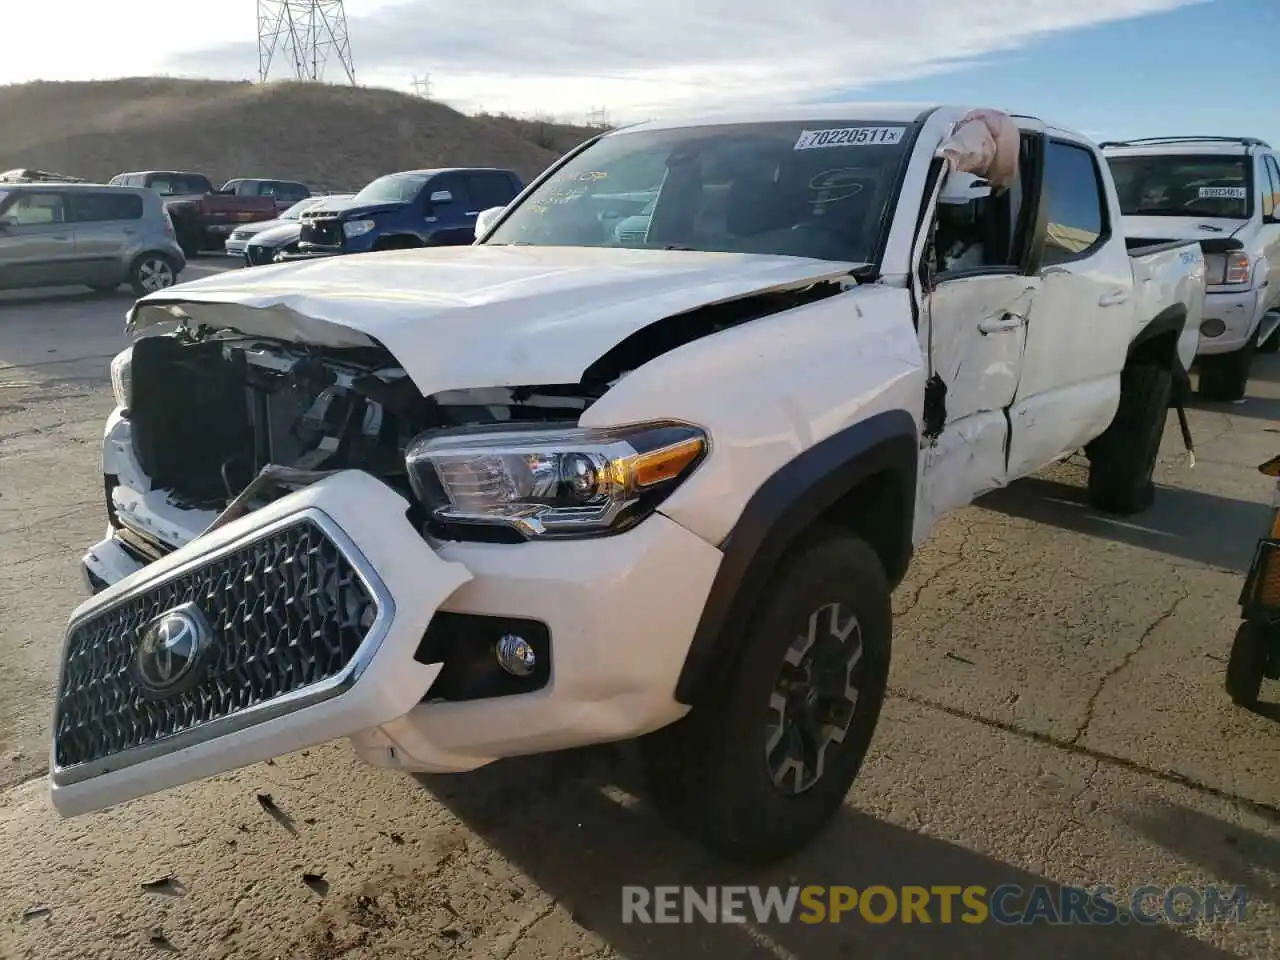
(1098, 289, 1129, 307)
(464, 210, 479, 216)
(978, 312, 1025, 334)
(51, 234, 69, 241)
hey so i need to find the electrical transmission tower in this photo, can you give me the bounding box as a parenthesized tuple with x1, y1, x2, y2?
(411, 74, 432, 98)
(257, 0, 356, 85)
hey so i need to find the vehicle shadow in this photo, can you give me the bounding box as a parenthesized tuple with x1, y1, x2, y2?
(1186, 394, 1280, 423)
(415, 747, 1242, 959)
(1122, 801, 1280, 911)
(977, 475, 1267, 573)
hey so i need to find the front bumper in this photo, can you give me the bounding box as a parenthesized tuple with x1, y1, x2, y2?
(223, 237, 250, 256)
(64, 433, 721, 814)
(1197, 287, 1260, 356)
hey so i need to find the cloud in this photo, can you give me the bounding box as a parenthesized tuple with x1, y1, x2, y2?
(174, 0, 1206, 122)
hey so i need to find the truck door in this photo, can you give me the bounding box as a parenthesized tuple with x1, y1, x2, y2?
(912, 132, 1042, 529)
(423, 173, 476, 246)
(1005, 136, 1136, 480)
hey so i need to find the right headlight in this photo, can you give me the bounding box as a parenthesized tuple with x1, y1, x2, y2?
(109, 346, 132, 411)
(404, 421, 708, 540)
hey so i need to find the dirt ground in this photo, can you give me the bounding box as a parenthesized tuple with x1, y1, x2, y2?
(0, 270, 1277, 959)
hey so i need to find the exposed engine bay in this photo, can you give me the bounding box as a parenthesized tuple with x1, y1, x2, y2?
(126, 332, 609, 518)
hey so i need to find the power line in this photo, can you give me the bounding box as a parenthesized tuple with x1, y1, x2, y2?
(257, 1, 356, 85)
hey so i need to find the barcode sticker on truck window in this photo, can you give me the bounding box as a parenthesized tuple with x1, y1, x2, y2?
(794, 126, 906, 150)
(1198, 186, 1247, 199)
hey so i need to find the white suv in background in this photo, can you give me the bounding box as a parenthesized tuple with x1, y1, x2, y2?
(1104, 136, 1280, 401)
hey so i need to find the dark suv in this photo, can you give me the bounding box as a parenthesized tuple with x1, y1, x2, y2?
(288, 167, 523, 260)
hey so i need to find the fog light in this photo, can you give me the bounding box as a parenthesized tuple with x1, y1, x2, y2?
(1201, 318, 1227, 338)
(495, 634, 537, 676)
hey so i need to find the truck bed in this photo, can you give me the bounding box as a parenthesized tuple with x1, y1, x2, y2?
(1127, 237, 1206, 373)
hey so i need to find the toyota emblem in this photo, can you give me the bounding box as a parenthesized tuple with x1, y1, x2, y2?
(131, 602, 212, 698)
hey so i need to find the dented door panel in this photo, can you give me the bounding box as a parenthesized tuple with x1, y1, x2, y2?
(922, 273, 1038, 419)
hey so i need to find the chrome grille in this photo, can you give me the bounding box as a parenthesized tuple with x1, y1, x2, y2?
(54, 516, 379, 771)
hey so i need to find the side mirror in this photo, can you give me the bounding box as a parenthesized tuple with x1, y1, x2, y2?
(938, 171, 993, 205)
(474, 206, 505, 237)
(429, 189, 453, 205)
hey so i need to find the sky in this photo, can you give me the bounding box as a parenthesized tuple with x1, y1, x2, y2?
(1, 0, 1276, 145)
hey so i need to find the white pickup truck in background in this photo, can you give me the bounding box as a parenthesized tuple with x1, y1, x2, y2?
(1104, 135, 1280, 401)
(54, 103, 1205, 865)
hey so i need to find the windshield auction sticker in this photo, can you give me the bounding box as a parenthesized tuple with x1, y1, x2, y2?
(1198, 186, 1247, 199)
(795, 126, 906, 150)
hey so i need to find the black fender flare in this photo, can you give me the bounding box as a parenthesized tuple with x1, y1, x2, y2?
(674, 408, 919, 705)
(1128, 303, 1189, 403)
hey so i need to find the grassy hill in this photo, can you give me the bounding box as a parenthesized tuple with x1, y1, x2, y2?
(0, 78, 603, 191)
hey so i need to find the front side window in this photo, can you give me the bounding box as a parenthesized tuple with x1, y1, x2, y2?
(484, 119, 916, 264)
(0, 191, 65, 225)
(1107, 154, 1252, 220)
(1041, 141, 1108, 266)
(352, 174, 428, 204)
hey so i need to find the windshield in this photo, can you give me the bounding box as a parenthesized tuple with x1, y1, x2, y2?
(352, 174, 427, 205)
(1108, 155, 1253, 219)
(484, 119, 915, 263)
(281, 197, 321, 219)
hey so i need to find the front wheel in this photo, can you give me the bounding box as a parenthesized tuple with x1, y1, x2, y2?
(638, 531, 891, 865)
(129, 253, 179, 297)
(1225, 621, 1268, 707)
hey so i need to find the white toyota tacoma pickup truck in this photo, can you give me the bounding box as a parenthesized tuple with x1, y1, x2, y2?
(53, 103, 1207, 865)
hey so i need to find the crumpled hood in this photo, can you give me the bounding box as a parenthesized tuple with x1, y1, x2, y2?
(128, 244, 863, 394)
(1120, 214, 1249, 242)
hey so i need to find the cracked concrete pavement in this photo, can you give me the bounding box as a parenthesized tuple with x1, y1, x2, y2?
(1, 275, 1278, 958)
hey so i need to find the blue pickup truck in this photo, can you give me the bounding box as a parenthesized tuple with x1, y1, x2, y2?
(287, 167, 524, 259)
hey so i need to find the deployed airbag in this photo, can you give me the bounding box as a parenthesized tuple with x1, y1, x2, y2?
(939, 109, 1020, 190)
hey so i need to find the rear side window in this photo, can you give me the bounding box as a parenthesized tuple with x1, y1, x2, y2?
(69, 191, 144, 222)
(1041, 140, 1108, 266)
(468, 171, 519, 209)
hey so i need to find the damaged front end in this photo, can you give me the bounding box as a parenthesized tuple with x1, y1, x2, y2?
(56, 322, 714, 816)
(98, 329, 656, 570)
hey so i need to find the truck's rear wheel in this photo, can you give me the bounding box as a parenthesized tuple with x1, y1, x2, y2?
(638, 531, 891, 865)
(1198, 339, 1255, 402)
(1086, 363, 1171, 516)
